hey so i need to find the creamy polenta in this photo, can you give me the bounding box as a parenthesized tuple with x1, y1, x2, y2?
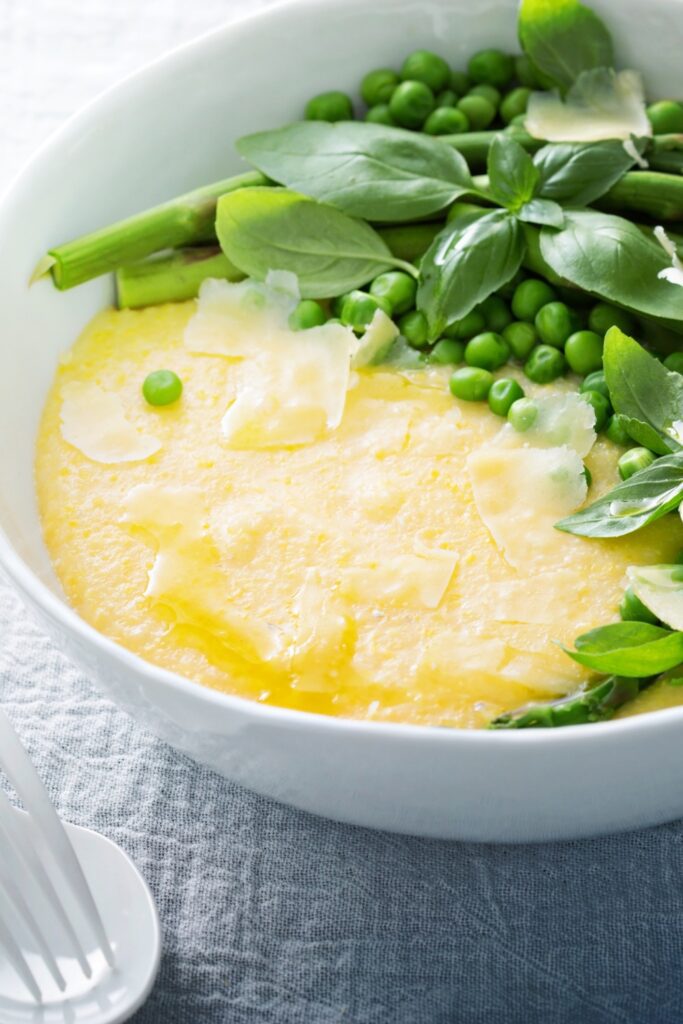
(36, 278, 683, 727)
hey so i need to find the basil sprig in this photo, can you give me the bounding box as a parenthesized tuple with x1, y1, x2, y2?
(215, 187, 415, 298)
(417, 134, 647, 336)
(603, 329, 683, 455)
(565, 622, 683, 676)
(518, 0, 614, 91)
(236, 121, 476, 223)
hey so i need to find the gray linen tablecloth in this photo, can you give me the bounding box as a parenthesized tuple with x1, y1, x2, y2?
(3, 2, 683, 1021)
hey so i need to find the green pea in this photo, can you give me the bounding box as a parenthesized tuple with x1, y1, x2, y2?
(468, 84, 501, 108)
(647, 100, 683, 135)
(444, 309, 487, 340)
(580, 370, 610, 401)
(465, 331, 510, 371)
(361, 68, 400, 107)
(580, 389, 611, 432)
(401, 50, 451, 93)
(488, 377, 525, 417)
(480, 295, 513, 333)
(429, 338, 465, 365)
(564, 330, 604, 375)
(508, 396, 538, 432)
(449, 366, 494, 401)
(500, 87, 531, 124)
(587, 302, 635, 337)
(389, 80, 436, 128)
(456, 94, 496, 130)
(142, 369, 183, 406)
(370, 271, 416, 315)
(605, 414, 633, 447)
(664, 352, 683, 374)
(503, 321, 538, 361)
(436, 88, 458, 107)
(450, 70, 470, 96)
(340, 290, 391, 331)
(305, 91, 353, 122)
(424, 107, 470, 134)
(514, 54, 541, 89)
(467, 49, 514, 88)
(289, 299, 327, 330)
(534, 302, 579, 349)
(618, 447, 656, 481)
(365, 103, 396, 125)
(620, 586, 660, 625)
(511, 278, 557, 322)
(524, 345, 567, 384)
(399, 309, 430, 349)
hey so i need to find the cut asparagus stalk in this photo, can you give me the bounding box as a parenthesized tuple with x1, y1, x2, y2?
(112, 222, 443, 308)
(37, 170, 267, 291)
(442, 127, 541, 169)
(116, 247, 244, 309)
(648, 133, 683, 174)
(489, 675, 648, 729)
(597, 171, 683, 222)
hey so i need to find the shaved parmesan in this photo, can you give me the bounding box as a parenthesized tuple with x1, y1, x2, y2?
(467, 446, 587, 569)
(654, 225, 683, 288)
(220, 323, 357, 447)
(497, 392, 596, 458)
(479, 571, 591, 625)
(626, 564, 683, 631)
(60, 381, 161, 464)
(339, 545, 458, 609)
(121, 484, 280, 662)
(185, 272, 299, 357)
(526, 68, 651, 143)
(351, 309, 399, 369)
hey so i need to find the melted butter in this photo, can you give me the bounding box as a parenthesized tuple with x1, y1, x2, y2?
(36, 299, 683, 728)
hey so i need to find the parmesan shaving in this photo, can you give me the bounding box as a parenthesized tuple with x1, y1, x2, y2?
(60, 382, 162, 464)
(526, 68, 651, 143)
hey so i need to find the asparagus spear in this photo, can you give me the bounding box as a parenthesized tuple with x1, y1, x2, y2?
(489, 675, 649, 729)
(36, 170, 268, 291)
(112, 224, 443, 308)
(596, 171, 683, 222)
(117, 248, 244, 309)
(442, 127, 541, 169)
(648, 133, 683, 175)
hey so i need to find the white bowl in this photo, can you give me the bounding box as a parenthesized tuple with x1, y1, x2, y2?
(1, 0, 682, 843)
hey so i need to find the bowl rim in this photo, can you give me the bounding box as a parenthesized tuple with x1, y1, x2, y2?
(3, 0, 683, 749)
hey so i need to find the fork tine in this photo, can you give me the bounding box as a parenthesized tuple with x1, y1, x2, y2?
(0, 847, 67, 992)
(0, 900, 42, 1003)
(0, 787, 91, 978)
(0, 708, 114, 968)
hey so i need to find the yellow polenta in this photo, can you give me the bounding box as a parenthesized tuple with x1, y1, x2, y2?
(35, 287, 683, 728)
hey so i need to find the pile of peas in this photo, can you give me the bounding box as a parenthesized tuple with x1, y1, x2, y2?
(300, 48, 683, 486)
(305, 47, 539, 135)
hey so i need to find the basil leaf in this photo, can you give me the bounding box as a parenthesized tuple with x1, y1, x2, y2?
(555, 453, 683, 538)
(490, 675, 643, 729)
(215, 187, 411, 298)
(518, 0, 614, 92)
(535, 139, 645, 206)
(627, 564, 683, 632)
(487, 135, 539, 211)
(565, 622, 683, 676)
(417, 211, 525, 339)
(604, 328, 683, 454)
(539, 210, 683, 324)
(517, 198, 565, 228)
(236, 121, 474, 223)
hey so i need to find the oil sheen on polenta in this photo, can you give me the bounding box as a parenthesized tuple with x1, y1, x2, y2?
(36, 283, 683, 728)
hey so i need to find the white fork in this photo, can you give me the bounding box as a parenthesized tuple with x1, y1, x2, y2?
(0, 707, 160, 1023)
